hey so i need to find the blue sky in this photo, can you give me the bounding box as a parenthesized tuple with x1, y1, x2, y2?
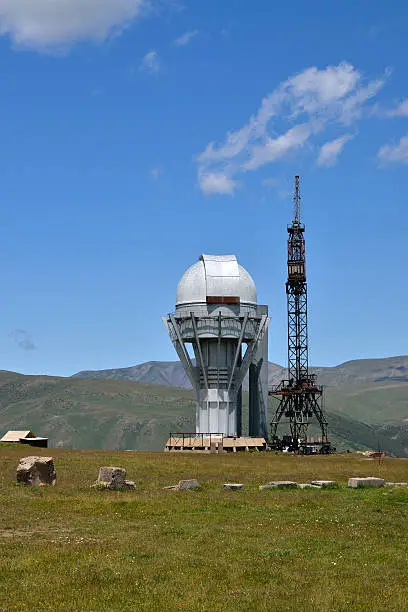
(0, 0, 407, 377)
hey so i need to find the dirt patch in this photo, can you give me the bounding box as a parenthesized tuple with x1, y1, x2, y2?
(0, 527, 73, 539)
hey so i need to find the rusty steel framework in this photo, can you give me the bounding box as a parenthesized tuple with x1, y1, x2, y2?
(269, 176, 329, 451)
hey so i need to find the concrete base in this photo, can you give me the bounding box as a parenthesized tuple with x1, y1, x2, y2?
(94, 467, 135, 490)
(311, 480, 337, 487)
(385, 482, 408, 486)
(223, 483, 244, 490)
(348, 477, 385, 488)
(178, 479, 200, 490)
(164, 479, 200, 491)
(259, 481, 297, 490)
(16, 456, 56, 487)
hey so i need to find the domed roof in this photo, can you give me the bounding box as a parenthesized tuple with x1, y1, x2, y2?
(176, 254, 257, 306)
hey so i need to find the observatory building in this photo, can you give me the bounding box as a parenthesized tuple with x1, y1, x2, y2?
(163, 254, 270, 444)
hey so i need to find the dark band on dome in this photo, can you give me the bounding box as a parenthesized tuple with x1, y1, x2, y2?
(206, 296, 240, 305)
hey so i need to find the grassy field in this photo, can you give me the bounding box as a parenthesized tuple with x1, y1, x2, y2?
(0, 446, 407, 611)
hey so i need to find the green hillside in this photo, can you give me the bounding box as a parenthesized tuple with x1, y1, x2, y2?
(0, 371, 195, 451)
(324, 382, 408, 425)
(0, 370, 407, 456)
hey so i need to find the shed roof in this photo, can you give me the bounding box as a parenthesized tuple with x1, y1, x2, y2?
(0, 430, 35, 442)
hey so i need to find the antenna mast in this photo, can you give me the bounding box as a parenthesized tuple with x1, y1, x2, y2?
(294, 174, 301, 223)
(269, 176, 331, 453)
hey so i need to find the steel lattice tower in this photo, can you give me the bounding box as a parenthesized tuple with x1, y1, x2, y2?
(269, 176, 329, 451)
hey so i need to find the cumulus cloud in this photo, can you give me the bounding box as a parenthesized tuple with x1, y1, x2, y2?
(199, 172, 237, 196)
(140, 49, 160, 73)
(243, 123, 314, 171)
(9, 329, 36, 351)
(0, 0, 148, 50)
(378, 134, 408, 165)
(196, 62, 387, 195)
(386, 99, 408, 117)
(317, 134, 353, 167)
(174, 29, 198, 46)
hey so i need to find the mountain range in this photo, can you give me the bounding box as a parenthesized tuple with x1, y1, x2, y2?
(72, 355, 408, 393)
(0, 356, 407, 455)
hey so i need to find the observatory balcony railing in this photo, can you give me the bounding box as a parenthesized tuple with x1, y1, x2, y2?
(175, 315, 262, 341)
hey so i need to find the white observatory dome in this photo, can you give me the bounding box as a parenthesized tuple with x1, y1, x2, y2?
(176, 254, 257, 306)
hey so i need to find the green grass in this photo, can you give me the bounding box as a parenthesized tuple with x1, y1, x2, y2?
(0, 446, 407, 611)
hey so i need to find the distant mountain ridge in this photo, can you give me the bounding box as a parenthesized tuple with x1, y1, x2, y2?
(0, 368, 407, 456)
(72, 356, 408, 390)
(72, 361, 193, 389)
(71, 361, 287, 390)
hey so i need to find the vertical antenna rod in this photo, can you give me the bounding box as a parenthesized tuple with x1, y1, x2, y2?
(294, 175, 301, 223)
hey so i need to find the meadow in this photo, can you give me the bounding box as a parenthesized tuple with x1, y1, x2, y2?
(0, 446, 407, 611)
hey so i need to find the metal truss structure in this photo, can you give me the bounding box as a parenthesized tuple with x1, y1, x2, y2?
(269, 176, 330, 451)
(165, 311, 270, 438)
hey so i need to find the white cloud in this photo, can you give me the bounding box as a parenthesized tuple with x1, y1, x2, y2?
(0, 0, 148, 50)
(386, 99, 408, 117)
(196, 62, 387, 195)
(174, 29, 198, 46)
(287, 63, 360, 115)
(244, 123, 314, 171)
(140, 49, 160, 73)
(317, 134, 353, 167)
(378, 134, 408, 165)
(199, 172, 237, 196)
(338, 76, 387, 124)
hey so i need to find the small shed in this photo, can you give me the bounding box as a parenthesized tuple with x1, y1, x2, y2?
(0, 430, 48, 448)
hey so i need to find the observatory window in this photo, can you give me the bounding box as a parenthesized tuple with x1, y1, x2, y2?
(206, 296, 240, 305)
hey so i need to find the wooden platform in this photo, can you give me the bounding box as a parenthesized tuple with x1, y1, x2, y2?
(165, 436, 267, 452)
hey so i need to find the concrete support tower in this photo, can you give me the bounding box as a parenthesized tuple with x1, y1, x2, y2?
(163, 255, 270, 438)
